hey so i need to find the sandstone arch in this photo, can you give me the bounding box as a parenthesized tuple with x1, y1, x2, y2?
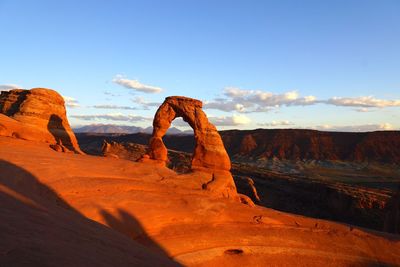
(142, 96, 244, 200)
(148, 96, 230, 171)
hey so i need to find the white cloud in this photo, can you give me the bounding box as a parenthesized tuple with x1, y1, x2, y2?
(92, 104, 138, 110)
(232, 114, 252, 125)
(70, 113, 151, 122)
(225, 87, 317, 107)
(311, 123, 396, 132)
(0, 84, 21, 91)
(113, 75, 163, 93)
(62, 96, 80, 108)
(354, 108, 373, 112)
(325, 96, 400, 108)
(131, 96, 161, 109)
(379, 123, 395, 130)
(204, 86, 400, 114)
(257, 120, 294, 127)
(160, 114, 251, 127)
(204, 100, 249, 112)
(204, 87, 317, 113)
(209, 114, 251, 126)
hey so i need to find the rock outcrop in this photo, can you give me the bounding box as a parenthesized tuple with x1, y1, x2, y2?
(101, 140, 147, 161)
(141, 96, 239, 199)
(0, 88, 83, 154)
(221, 129, 400, 163)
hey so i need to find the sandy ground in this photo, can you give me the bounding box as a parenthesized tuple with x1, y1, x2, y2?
(1, 136, 399, 266)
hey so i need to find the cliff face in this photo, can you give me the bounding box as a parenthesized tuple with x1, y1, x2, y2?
(0, 88, 83, 153)
(221, 129, 400, 163)
(77, 129, 400, 164)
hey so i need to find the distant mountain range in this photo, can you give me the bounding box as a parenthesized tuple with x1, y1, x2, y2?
(73, 124, 193, 135)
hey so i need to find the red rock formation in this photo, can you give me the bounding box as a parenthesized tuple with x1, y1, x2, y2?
(142, 96, 239, 199)
(238, 134, 258, 154)
(0, 88, 83, 154)
(102, 140, 147, 161)
(147, 96, 230, 171)
(221, 129, 400, 163)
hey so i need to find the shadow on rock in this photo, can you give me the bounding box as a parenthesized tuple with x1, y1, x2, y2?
(101, 208, 171, 257)
(1, 89, 29, 116)
(0, 159, 181, 266)
(47, 114, 75, 151)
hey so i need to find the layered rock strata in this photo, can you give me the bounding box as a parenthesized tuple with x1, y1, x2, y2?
(0, 88, 83, 153)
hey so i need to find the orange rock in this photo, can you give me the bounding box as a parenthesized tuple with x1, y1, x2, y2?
(148, 96, 230, 171)
(143, 96, 239, 199)
(0, 88, 83, 154)
(2, 136, 400, 266)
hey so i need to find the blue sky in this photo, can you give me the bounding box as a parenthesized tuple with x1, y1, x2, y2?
(1, 0, 399, 131)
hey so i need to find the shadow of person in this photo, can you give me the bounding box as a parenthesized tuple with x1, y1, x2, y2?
(100, 209, 170, 256)
(47, 114, 75, 152)
(0, 159, 181, 266)
(0, 158, 75, 212)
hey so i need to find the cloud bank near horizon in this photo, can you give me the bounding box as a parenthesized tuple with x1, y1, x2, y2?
(257, 120, 294, 127)
(310, 123, 395, 132)
(204, 87, 400, 113)
(70, 113, 151, 123)
(62, 96, 80, 108)
(204, 87, 316, 113)
(92, 104, 138, 110)
(169, 114, 251, 127)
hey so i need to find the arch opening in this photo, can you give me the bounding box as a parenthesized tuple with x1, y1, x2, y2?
(164, 117, 194, 173)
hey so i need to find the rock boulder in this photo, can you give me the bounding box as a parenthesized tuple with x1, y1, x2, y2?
(0, 88, 83, 154)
